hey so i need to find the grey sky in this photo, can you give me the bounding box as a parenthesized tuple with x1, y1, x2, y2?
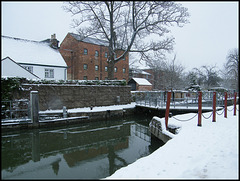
(1, 1, 238, 72)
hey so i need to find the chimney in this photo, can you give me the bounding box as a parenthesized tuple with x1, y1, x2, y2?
(50, 33, 59, 49)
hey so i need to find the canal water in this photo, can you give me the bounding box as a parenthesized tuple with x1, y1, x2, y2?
(1, 115, 165, 179)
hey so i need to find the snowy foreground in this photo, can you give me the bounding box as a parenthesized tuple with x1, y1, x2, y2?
(105, 105, 239, 179)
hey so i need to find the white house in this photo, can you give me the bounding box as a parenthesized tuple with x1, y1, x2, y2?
(1, 35, 67, 80)
(1, 57, 40, 79)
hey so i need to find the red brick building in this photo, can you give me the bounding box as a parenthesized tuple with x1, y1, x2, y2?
(60, 33, 129, 81)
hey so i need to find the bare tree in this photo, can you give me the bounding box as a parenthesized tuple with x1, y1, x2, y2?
(164, 54, 185, 90)
(63, 1, 189, 79)
(145, 53, 185, 90)
(223, 48, 239, 91)
(193, 65, 221, 90)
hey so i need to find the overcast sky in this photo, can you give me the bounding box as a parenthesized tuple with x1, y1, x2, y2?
(1, 1, 239, 72)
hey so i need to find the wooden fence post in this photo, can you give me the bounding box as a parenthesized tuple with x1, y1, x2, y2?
(212, 92, 216, 122)
(234, 92, 237, 116)
(30, 91, 39, 127)
(165, 91, 171, 130)
(224, 92, 227, 118)
(198, 91, 202, 126)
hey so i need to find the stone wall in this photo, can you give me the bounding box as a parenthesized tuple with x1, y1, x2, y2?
(14, 84, 131, 111)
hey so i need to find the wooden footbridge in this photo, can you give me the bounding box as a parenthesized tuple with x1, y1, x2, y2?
(134, 90, 237, 114)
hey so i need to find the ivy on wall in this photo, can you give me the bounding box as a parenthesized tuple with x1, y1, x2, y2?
(1, 77, 25, 101)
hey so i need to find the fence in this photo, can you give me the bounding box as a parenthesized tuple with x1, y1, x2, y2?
(1, 99, 30, 122)
(164, 91, 238, 129)
(1, 91, 39, 125)
(134, 90, 235, 108)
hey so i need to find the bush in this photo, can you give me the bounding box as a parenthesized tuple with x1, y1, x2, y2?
(1, 77, 26, 101)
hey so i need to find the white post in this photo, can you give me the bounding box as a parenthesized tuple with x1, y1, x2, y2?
(63, 106, 67, 118)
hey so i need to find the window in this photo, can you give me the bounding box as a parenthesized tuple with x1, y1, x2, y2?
(95, 50, 99, 57)
(105, 66, 108, 72)
(95, 77, 99, 80)
(105, 52, 108, 58)
(95, 65, 99, 71)
(23, 66, 33, 73)
(45, 69, 54, 78)
(123, 68, 126, 73)
(84, 48, 88, 55)
(83, 64, 88, 70)
(114, 67, 117, 73)
(83, 76, 88, 80)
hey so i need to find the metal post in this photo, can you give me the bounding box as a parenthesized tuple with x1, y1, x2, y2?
(198, 91, 202, 127)
(165, 91, 171, 130)
(63, 106, 67, 118)
(30, 91, 39, 127)
(234, 92, 237, 116)
(224, 92, 227, 118)
(212, 92, 216, 122)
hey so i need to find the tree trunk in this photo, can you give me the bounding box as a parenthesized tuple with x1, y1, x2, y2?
(108, 60, 115, 80)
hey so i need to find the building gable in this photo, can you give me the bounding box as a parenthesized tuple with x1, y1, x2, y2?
(1, 57, 40, 79)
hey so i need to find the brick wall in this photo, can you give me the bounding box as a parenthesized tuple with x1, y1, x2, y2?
(137, 85, 153, 91)
(60, 33, 129, 81)
(14, 84, 131, 111)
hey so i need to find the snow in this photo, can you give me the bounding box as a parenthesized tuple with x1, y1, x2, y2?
(1, 36, 67, 67)
(105, 105, 239, 179)
(40, 102, 137, 114)
(132, 78, 152, 86)
(70, 33, 109, 46)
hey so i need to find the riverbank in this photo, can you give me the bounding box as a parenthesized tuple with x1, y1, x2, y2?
(105, 105, 239, 179)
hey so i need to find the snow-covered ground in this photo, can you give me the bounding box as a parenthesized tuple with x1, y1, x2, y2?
(105, 105, 239, 179)
(40, 102, 137, 114)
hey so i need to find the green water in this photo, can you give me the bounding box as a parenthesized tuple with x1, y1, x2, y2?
(1, 115, 164, 179)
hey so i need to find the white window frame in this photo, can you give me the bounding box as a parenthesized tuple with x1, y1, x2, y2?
(45, 69, 54, 78)
(83, 64, 88, 70)
(95, 50, 99, 57)
(95, 65, 99, 71)
(23, 66, 33, 73)
(84, 48, 88, 55)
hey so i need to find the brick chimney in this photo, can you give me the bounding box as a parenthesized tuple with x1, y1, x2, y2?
(50, 33, 59, 49)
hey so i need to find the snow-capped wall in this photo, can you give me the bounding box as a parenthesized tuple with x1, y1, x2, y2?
(13, 84, 131, 111)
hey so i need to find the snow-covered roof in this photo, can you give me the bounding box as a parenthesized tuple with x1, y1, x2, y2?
(69, 33, 109, 46)
(132, 78, 152, 86)
(1, 36, 67, 67)
(131, 69, 151, 75)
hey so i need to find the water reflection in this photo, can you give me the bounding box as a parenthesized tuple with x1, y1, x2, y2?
(2, 116, 164, 179)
